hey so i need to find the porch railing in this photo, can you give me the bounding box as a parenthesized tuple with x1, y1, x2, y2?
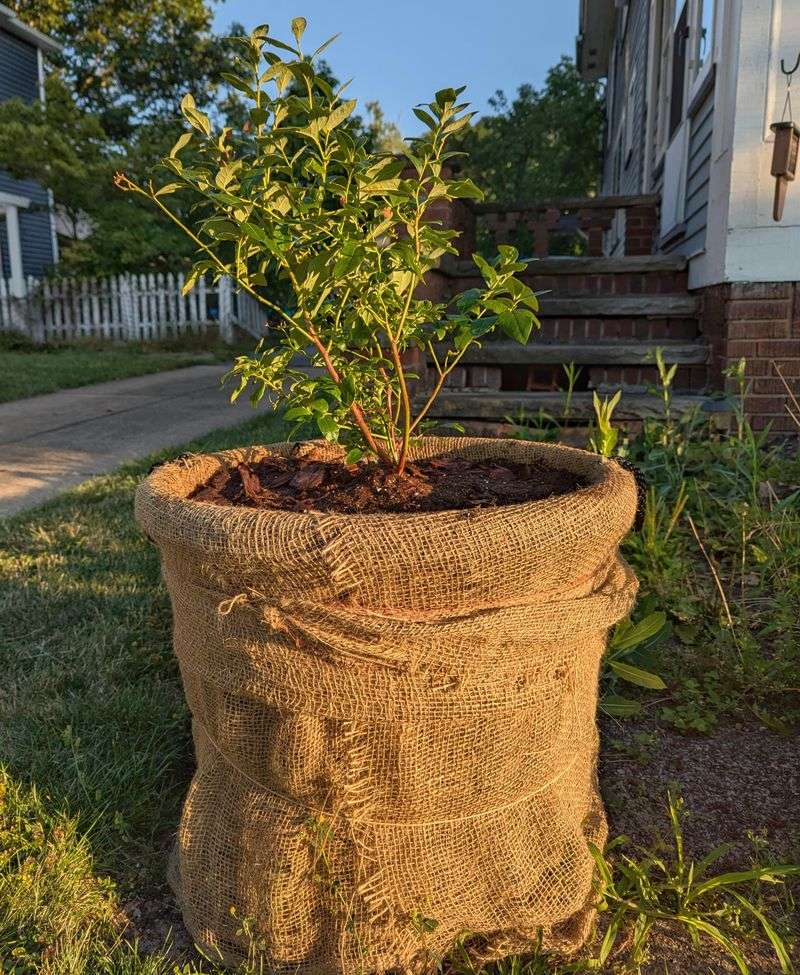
(464, 193, 660, 259)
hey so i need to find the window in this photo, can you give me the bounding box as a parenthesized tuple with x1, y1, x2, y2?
(624, 63, 638, 163)
(654, 0, 675, 156)
(669, 2, 689, 138)
(652, 0, 714, 160)
(695, 0, 715, 76)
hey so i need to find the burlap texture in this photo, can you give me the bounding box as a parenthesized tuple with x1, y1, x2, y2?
(135, 437, 638, 973)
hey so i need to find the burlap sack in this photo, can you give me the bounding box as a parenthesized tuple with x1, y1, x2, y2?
(135, 437, 638, 973)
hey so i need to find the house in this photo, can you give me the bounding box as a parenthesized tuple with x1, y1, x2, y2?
(576, 0, 800, 431)
(0, 3, 60, 297)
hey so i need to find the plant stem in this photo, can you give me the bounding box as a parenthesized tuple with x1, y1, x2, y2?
(304, 324, 391, 463)
(127, 178, 391, 464)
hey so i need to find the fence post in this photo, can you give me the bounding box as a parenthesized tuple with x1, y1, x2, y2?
(218, 275, 234, 344)
(120, 274, 136, 340)
(27, 277, 45, 344)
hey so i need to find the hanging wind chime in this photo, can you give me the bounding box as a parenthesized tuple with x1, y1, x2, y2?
(771, 53, 800, 221)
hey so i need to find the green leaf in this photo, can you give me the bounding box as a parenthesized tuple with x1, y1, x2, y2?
(169, 132, 193, 158)
(448, 178, 483, 201)
(361, 178, 402, 196)
(264, 35, 300, 55)
(221, 73, 255, 97)
(469, 316, 498, 337)
(689, 866, 800, 901)
(675, 917, 748, 975)
(497, 243, 520, 263)
(323, 99, 357, 133)
(154, 182, 183, 197)
(729, 891, 794, 972)
(311, 32, 341, 59)
(611, 612, 667, 652)
(413, 107, 437, 129)
(344, 448, 364, 465)
(183, 107, 211, 136)
(181, 271, 200, 296)
(497, 309, 534, 345)
(291, 16, 307, 44)
(600, 695, 642, 717)
(609, 660, 667, 690)
(317, 414, 339, 441)
(472, 253, 497, 285)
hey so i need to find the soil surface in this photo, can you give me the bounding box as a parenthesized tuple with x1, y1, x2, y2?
(189, 444, 587, 514)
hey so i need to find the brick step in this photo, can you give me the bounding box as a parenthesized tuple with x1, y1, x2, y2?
(433, 339, 709, 366)
(446, 254, 687, 276)
(419, 390, 732, 422)
(439, 255, 690, 298)
(535, 317, 700, 341)
(539, 295, 698, 317)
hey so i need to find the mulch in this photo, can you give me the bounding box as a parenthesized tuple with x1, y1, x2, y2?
(189, 445, 585, 514)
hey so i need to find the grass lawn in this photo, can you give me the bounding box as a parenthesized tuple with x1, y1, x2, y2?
(0, 334, 247, 404)
(0, 397, 798, 973)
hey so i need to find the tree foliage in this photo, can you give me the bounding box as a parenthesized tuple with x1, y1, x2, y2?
(0, 4, 399, 275)
(8, 0, 241, 139)
(119, 19, 541, 472)
(0, 76, 195, 274)
(454, 56, 604, 203)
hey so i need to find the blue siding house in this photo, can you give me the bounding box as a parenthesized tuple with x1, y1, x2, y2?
(0, 2, 60, 295)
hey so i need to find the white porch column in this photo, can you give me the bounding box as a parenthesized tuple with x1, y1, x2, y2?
(0, 191, 31, 298)
(3, 204, 26, 297)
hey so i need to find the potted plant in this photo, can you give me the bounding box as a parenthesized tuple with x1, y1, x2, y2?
(126, 18, 639, 972)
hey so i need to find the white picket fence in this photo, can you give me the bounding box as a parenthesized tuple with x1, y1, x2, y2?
(0, 272, 267, 344)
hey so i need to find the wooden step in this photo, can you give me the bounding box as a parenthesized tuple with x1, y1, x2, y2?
(538, 295, 698, 318)
(431, 340, 709, 366)
(421, 390, 732, 422)
(445, 254, 688, 277)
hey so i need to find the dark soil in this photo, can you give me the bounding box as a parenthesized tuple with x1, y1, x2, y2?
(189, 444, 587, 514)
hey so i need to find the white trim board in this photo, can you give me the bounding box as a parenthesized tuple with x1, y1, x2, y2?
(0, 191, 31, 209)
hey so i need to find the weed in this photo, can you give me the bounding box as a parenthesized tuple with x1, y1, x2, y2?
(601, 611, 669, 718)
(589, 390, 622, 458)
(561, 362, 582, 424)
(587, 791, 800, 974)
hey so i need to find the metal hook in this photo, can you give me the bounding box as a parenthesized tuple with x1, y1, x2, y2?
(781, 52, 800, 78)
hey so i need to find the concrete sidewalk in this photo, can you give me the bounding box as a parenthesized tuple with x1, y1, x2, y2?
(0, 364, 253, 518)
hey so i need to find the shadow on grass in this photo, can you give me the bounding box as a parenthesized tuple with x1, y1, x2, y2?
(0, 409, 298, 892)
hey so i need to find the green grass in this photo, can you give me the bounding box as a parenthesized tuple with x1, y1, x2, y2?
(0, 333, 244, 403)
(0, 409, 294, 974)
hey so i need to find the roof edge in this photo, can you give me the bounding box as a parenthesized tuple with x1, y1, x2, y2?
(576, 0, 615, 80)
(0, 3, 62, 54)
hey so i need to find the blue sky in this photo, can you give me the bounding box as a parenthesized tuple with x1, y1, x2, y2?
(213, 1, 579, 135)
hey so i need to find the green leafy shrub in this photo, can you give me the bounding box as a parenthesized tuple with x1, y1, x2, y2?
(117, 17, 540, 473)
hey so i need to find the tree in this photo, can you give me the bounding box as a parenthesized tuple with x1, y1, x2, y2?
(0, 7, 395, 274)
(454, 57, 603, 203)
(0, 76, 195, 274)
(8, 0, 241, 139)
(364, 101, 405, 154)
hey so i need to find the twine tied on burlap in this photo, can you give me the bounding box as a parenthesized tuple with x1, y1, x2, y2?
(135, 437, 638, 974)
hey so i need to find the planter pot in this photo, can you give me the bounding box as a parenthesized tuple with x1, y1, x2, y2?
(136, 437, 638, 973)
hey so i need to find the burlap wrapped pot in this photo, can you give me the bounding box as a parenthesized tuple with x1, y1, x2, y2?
(135, 436, 638, 974)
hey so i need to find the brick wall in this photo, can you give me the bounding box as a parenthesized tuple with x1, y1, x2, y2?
(698, 282, 800, 433)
